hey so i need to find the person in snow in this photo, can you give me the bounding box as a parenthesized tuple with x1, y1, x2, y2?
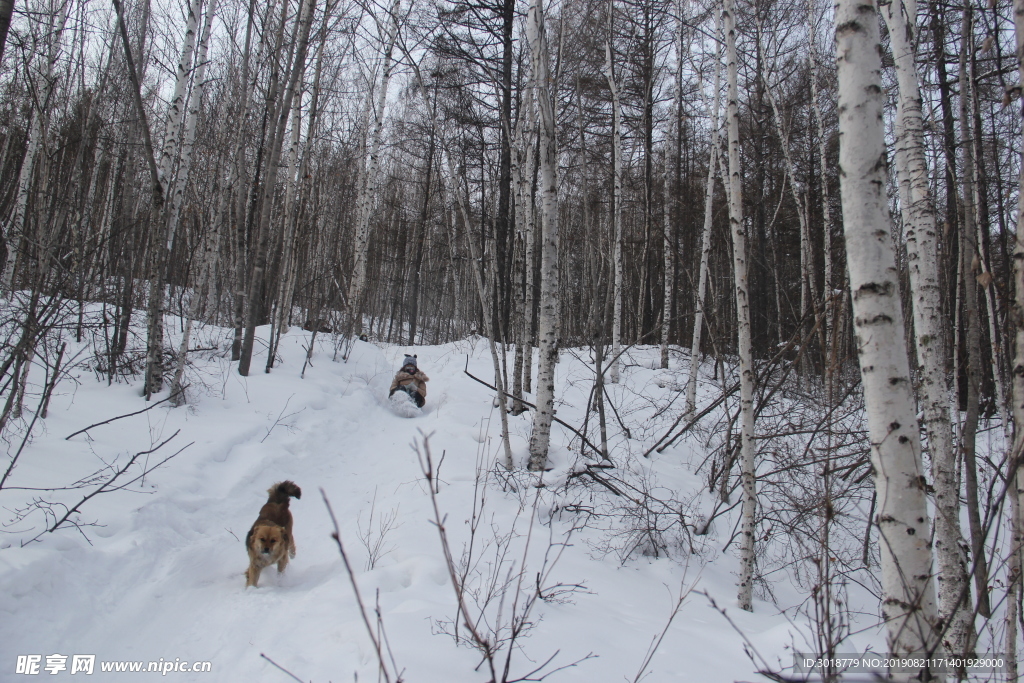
(389, 355, 429, 408)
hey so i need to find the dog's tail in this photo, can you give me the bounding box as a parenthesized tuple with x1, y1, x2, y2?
(267, 480, 302, 504)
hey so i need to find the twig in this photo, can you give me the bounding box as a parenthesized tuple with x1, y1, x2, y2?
(322, 488, 394, 683)
(417, 434, 499, 679)
(25, 432, 191, 544)
(703, 592, 801, 682)
(64, 387, 186, 440)
(258, 653, 304, 683)
(464, 357, 606, 461)
(261, 394, 299, 443)
(40, 341, 67, 419)
(567, 467, 626, 497)
(631, 579, 697, 682)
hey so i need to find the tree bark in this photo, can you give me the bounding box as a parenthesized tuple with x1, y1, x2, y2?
(723, 0, 757, 613)
(834, 0, 942, 668)
(1010, 5, 1024, 678)
(526, 0, 560, 472)
(957, 7, 991, 620)
(0, 0, 14, 68)
(605, 10, 623, 385)
(880, 0, 975, 655)
(685, 26, 722, 419)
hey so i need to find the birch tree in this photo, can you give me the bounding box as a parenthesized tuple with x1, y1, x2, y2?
(168, 0, 220, 405)
(685, 28, 722, 418)
(834, 0, 941, 666)
(141, 0, 203, 396)
(605, 2, 624, 385)
(1010, 2, 1024, 674)
(526, 0, 559, 472)
(879, 0, 974, 655)
(721, 0, 757, 612)
(345, 0, 402, 343)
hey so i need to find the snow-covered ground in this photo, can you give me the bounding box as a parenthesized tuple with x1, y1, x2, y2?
(1, 315, 885, 681)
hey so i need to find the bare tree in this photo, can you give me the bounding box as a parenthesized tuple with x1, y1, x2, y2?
(605, 0, 623, 385)
(834, 0, 941, 668)
(723, 0, 757, 612)
(526, 0, 560, 472)
(685, 23, 722, 419)
(879, 0, 974, 654)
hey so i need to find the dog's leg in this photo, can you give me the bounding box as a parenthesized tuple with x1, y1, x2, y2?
(289, 536, 296, 559)
(277, 555, 289, 573)
(246, 564, 262, 588)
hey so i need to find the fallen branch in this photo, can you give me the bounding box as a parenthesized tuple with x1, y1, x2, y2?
(25, 431, 191, 544)
(648, 313, 824, 457)
(567, 466, 626, 497)
(463, 357, 606, 462)
(65, 386, 187, 440)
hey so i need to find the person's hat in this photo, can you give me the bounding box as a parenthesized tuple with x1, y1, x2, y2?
(403, 354, 418, 369)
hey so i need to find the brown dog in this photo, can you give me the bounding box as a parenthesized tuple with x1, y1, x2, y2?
(245, 481, 301, 587)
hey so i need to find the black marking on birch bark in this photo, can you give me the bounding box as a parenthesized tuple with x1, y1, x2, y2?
(855, 281, 892, 297)
(857, 313, 894, 325)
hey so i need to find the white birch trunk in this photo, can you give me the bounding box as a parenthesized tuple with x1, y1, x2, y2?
(167, 0, 218, 404)
(141, 0, 202, 396)
(512, 79, 536, 413)
(659, 142, 672, 370)
(808, 0, 834, 365)
(157, 0, 203, 197)
(164, 0, 216, 252)
(1007, 476, 1021, 683)
(523, 115, 537, 396)
(723, 0, 757, 612)
(685, 32, 722, 418)
(1010, 3, 1024, 678)
(346, 0, 401, 340)
(605, 26, 623, 385)
(526, 0, 559, 472)
(835, 0, 941, 667)
(879, 0, 973, 657)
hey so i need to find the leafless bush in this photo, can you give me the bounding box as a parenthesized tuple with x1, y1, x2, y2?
(4, 431, 190, 546)
(563, 462, 700, 564)
(416, 433, 595, 682)
(357, 487, 400, 571)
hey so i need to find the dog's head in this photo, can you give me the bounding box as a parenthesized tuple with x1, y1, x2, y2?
(251, 524, 287, 556)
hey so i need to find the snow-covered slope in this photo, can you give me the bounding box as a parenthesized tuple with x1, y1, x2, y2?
(1, 319, 875, 681)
